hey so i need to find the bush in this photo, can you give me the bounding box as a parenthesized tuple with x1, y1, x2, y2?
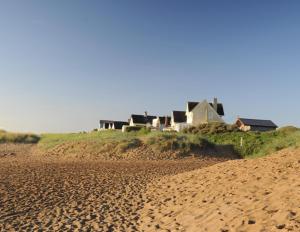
(183, 122, 238, 134)
(116, 138, 142, 153)
(124, 126, 145, 132)
(277, 126, 299, 134)
(0, 131, 40, 144)
(145, 133, 213, 154)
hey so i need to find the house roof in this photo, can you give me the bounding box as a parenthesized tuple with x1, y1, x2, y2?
(187, 101, 224, 116)
(158, 116, 171, 126)
(131, 114, 156, 124)
(187, 102, 199, 112)
(113, 121, 129, 129)
(238, 118, 278, 128)
(172, 111, 187, 123)
(209, 103, 225, 116)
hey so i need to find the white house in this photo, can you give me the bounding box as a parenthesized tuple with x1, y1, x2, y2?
(152, 116, 171, 131)
(171, 111, 188, 132)
(186, 98, 224, 126)
(99, 120, 129, 130)
(129, 112, 156, 127)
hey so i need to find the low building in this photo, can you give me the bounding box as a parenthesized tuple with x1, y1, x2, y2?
(236, 118, 278, 132)
(171, 111, 188, 132)
(186, 98, 225, 126)
(99, 120, 129, 130)
(129, 112, 156, 127)
(112, 121, 129, 130)
(99, 120, 114, 130)
(152, 116, 171, 130)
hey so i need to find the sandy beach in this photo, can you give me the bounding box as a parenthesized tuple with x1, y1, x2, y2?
(1, 144, 300, 231)
(0, 145, 222, 232)
(139, 148, 300, 231)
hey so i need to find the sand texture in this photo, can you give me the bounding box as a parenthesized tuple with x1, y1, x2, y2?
(139, 148, 300, 232)
(0, 153, 221, 231)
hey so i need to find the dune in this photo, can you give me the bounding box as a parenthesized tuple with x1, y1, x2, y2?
(139, 148, 300, 231)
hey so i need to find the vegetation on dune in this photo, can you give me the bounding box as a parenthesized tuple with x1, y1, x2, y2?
(200, 126, 300, 158)
(182, 122, 239, 134)
(145, 132, 213, 154)
(36, 124, 300, 159)
(0, 130, 40, 144)
(38, 130, 137, 149)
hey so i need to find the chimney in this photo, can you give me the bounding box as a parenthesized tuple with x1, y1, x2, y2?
(213, 98, 218, 112)
(144, 111, 148, 117)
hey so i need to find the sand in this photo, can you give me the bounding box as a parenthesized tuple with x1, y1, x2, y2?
(1, 144, 299, 232)
(139, 148, 300, 232)
(0, 147, 222, 231)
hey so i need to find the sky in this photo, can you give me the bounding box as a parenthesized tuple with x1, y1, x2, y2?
(0, 0, 300, 133)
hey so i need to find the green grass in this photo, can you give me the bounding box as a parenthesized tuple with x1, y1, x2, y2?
(144, 132, 213, 154)
(38, 130, 136, 149)
(37, 126, 300, 159)
(0, 130, 40, 144)
(205, 129, 300, 158)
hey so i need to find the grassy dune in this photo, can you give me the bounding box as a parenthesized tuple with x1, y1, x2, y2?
(37, 126, 300, 159)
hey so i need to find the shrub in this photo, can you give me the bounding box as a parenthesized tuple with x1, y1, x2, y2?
(145, 133, 213, 154)
(277, 126, 299, 134)
(116, 138, 142, 153)
(183, 122, 238, 134)
(124, 126, 145, 132)
(0, 131, 40, 144)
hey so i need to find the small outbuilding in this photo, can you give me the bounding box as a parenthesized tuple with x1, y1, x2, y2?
(236, 118, 278, 132)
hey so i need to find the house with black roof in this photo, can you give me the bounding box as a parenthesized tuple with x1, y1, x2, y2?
(152, 116, 171, 130)
(99, 120, 129, 130)
(236, 118, 278, 132)
(129, 112, 156, 127)
(171, 111, 188, 132)
(186, 98, 225, 126)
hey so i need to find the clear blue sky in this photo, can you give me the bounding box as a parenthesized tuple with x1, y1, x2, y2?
(0, 1, 299, 133)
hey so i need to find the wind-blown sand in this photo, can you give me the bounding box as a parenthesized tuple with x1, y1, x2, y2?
(139, 148, 300, 231)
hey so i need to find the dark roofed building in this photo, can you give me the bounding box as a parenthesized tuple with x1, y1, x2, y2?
(153, 116, 171, 130)
(99, 120, 128, 130)
(112, 121, 129, 130)
(172, 111, 187, 123)
(129, 113, 156, 126)
(99, 120, 114, 130)
(158, 116, 171, 127)
(236, 118, 278, 132)
(171, 111, 188, 132)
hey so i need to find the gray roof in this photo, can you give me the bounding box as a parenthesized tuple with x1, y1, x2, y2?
(238, 118, 278, 128)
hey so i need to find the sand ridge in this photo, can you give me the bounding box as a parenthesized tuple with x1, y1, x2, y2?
(139, 148, 300, 231)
